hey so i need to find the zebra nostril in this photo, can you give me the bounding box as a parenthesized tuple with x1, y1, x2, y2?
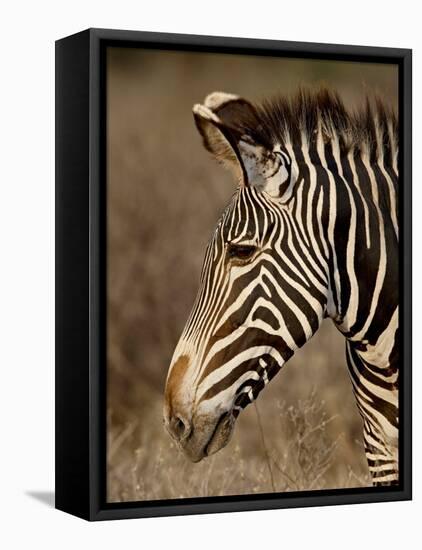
(175, 417, 185, 433)
(169, 414, 191, 441)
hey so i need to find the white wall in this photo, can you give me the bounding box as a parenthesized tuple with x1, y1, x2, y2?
(0, 1, 419, 548)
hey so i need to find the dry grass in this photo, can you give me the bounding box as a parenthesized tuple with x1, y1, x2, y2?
(106, 48, 396, 502)
(107, 385, 370, 502)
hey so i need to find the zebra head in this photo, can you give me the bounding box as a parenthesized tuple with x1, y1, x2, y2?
(164, 92, 329, 462)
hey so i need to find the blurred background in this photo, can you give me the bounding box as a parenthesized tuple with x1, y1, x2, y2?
(106, 47, 398, 502)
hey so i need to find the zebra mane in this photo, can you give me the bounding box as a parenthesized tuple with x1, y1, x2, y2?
(236, 88, 398, 168)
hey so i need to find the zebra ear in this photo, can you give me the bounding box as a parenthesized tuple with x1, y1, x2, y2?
(202, 91, 257, 127)
(193, 101, 248, 185)
(193, 92, 291, 197)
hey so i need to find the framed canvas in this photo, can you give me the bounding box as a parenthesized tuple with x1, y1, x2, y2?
(55, 28, 412, 521)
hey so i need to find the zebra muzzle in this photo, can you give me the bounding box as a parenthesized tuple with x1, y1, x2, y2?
(204, 411, 234, 458)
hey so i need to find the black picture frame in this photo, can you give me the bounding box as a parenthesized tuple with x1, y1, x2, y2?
(55, 28, 412, 521)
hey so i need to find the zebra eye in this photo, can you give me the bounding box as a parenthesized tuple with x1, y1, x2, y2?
(227, 243, 257, 261)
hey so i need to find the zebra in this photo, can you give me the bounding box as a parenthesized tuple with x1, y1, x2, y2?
(163, 88, 399, 486)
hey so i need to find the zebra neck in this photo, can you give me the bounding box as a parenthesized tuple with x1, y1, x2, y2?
(344, 306, 398, 372)
(309, 146, 399, 348)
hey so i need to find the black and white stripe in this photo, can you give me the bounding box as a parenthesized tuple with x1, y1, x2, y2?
(164, 89, 398, 485)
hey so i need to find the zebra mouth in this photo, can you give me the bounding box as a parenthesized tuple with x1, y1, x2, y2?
(204, 411, 234, 457)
